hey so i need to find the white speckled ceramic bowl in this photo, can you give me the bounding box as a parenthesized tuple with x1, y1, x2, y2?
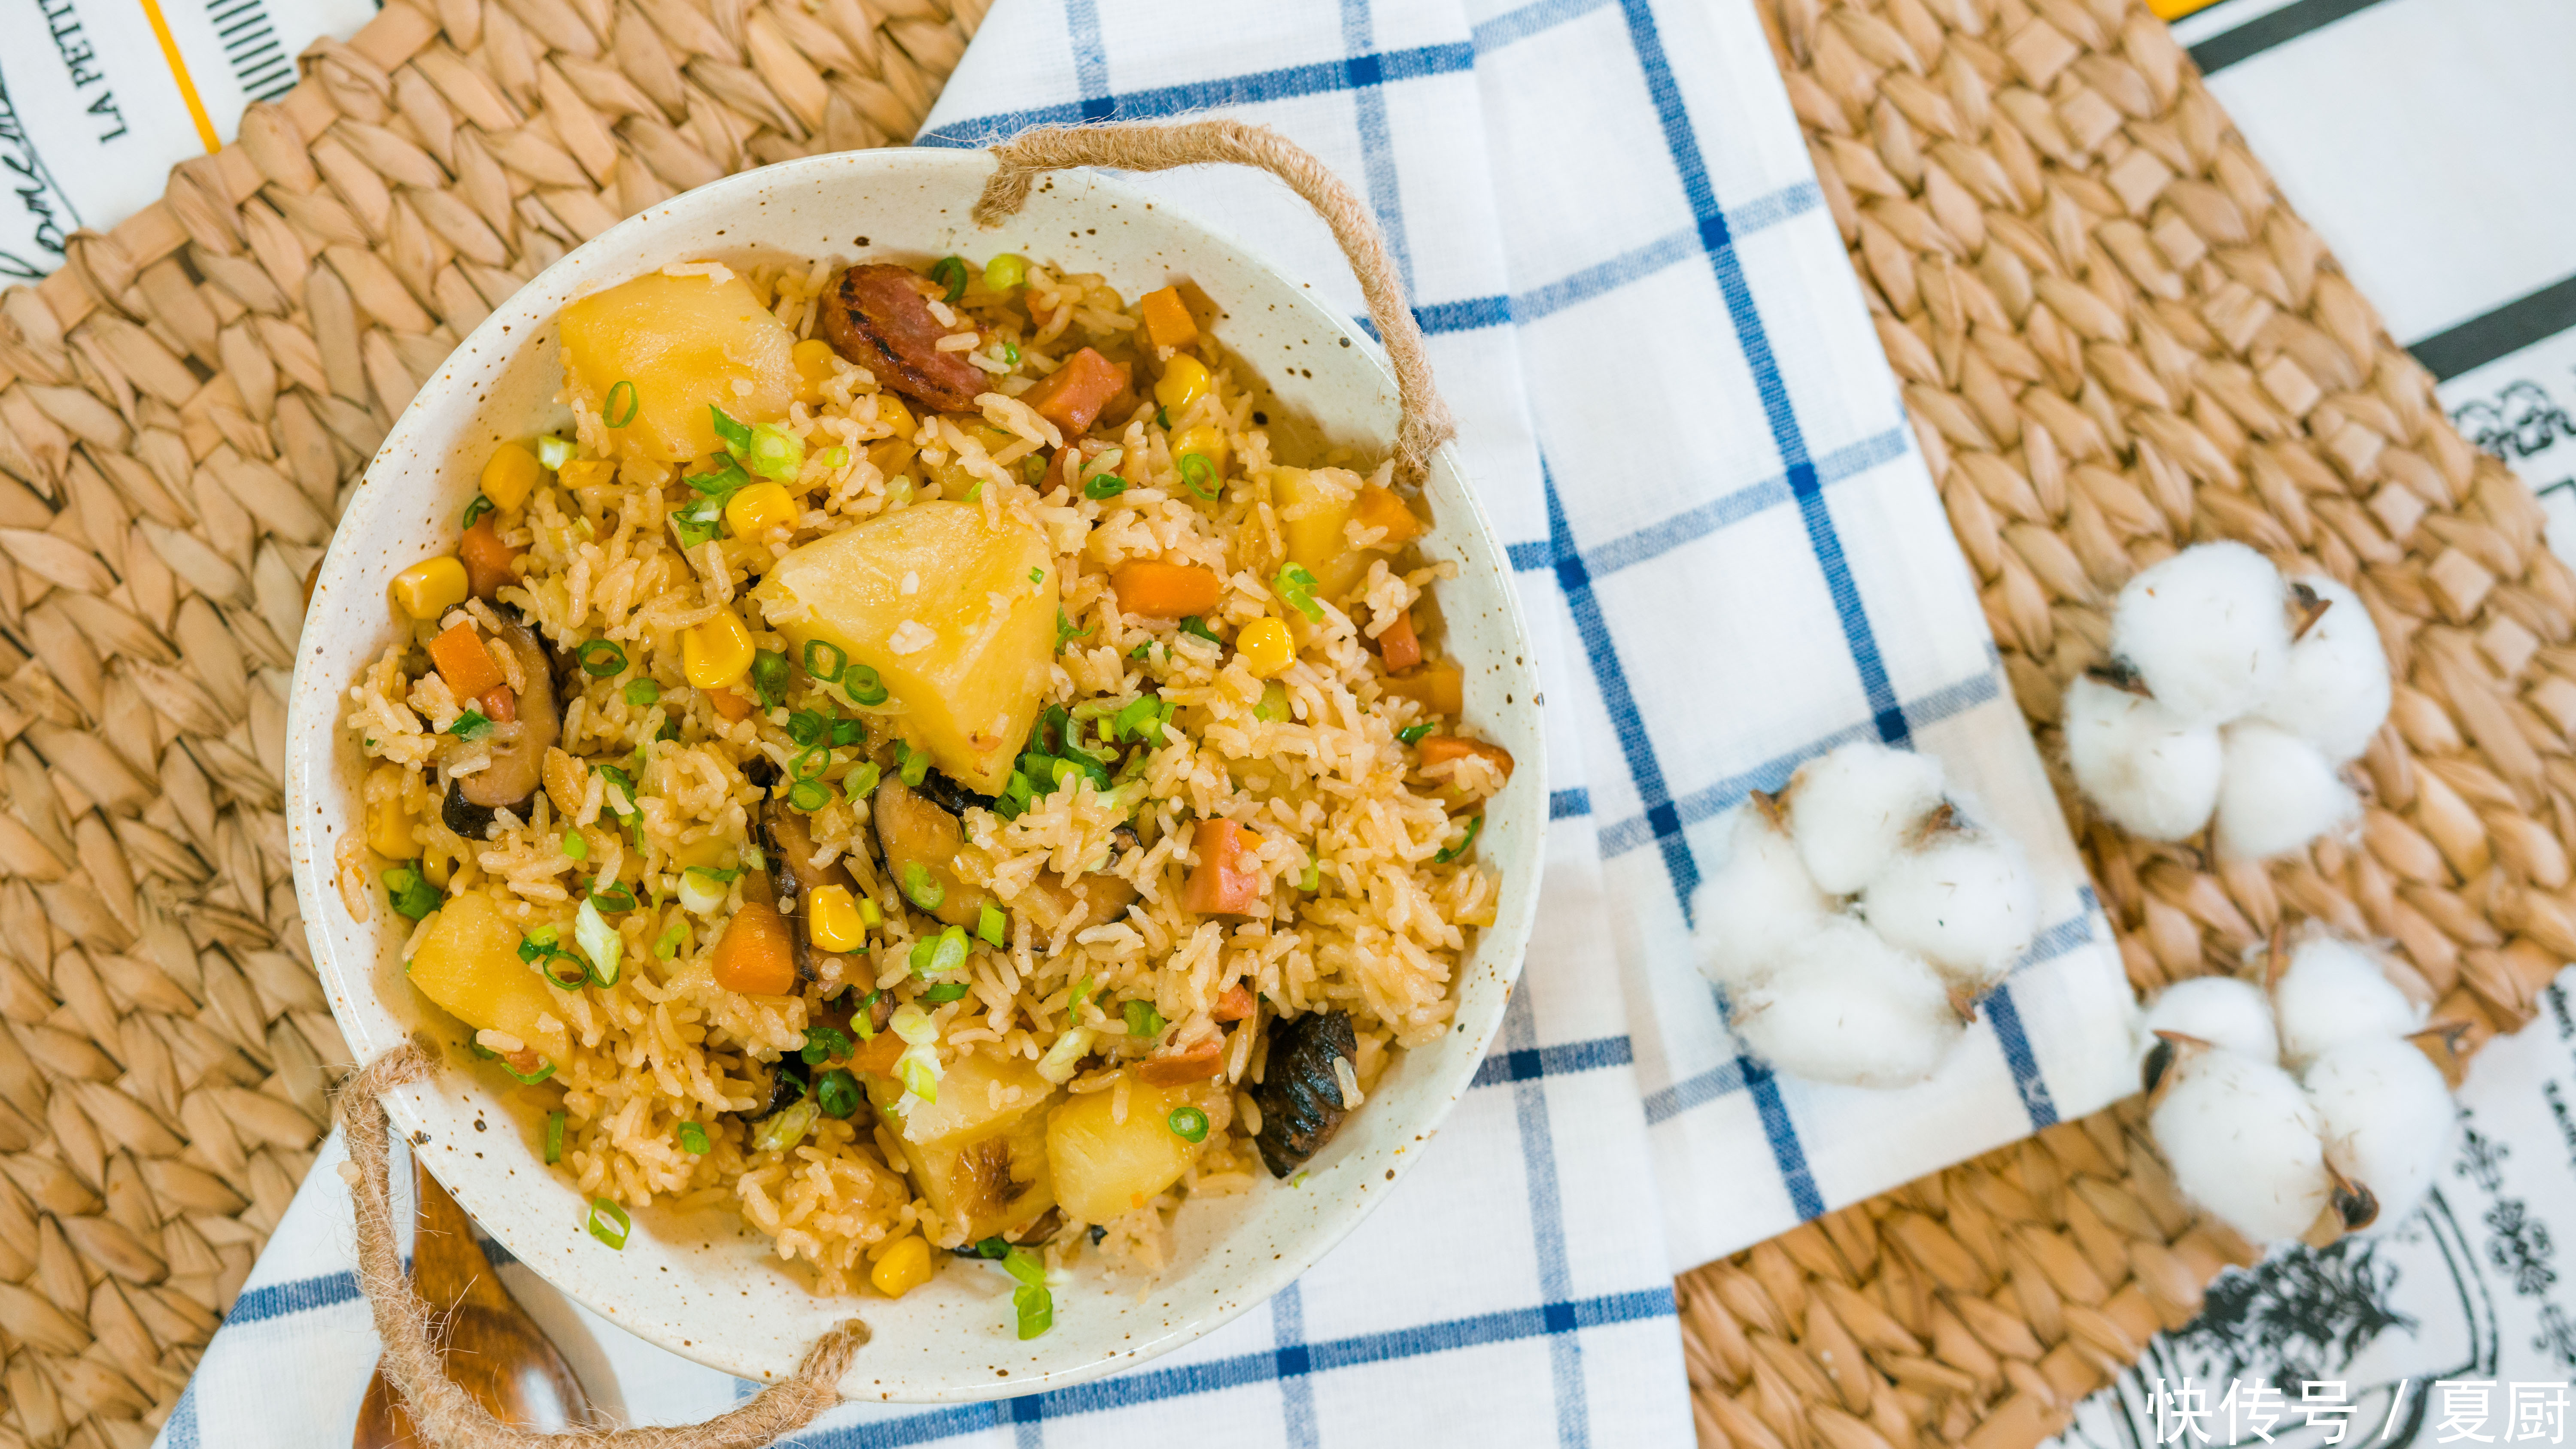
(285, 146, 1543, 1402)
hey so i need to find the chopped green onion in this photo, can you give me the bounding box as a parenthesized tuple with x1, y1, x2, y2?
(754, 1097, 820, 1153)
(963, 1237, 1011, 1260)
(654, 919, 688, 960)
(383, 866, 441, 920)
(537, 435, 575, 470)
(851, 990, 880, 1040)
(577, 639, 627, 676)
(844, 761, 881, 798)
(625, 679, 660, 707)
(562, 831, 589, 860)
(1168, 1106, 1209, 1142)
(785, 711, 825, 747)
(1157, 405, 1171, 429)
(1002, 340, 1021, 367)
(898, 1054, 939, 1103)
(462, 494, 496, 528)
(603, 379, 640, 428)
(1002, 1246, 1046, 1288)
(814, 1068, 861, 1119)
(685, 457, 750, 497)
(749, 651, 790, 708)
(746, 422, 805, 483)
(708, 405, 754, 456)
(1067, 976, 1094, 1015)
(1398, 722, 1434, 744)
(1434, 814, 1484, 864)
(501, 1055, 556, 1085)
(586, 1197, 630, 1249)
(802, 1025, 853, 1065)
(900, 860, 945, 911)
(575, 897, 623, 987)
(788, 779, 831, 812)
(1029, 567, 1045, 585)
(447, 709, 493, 741)
(929, 925, 969, 976)
(1253, 681, 1289, 723)
(1300, 860, 1321, 892)
(1113, 695, 1165, 744)
(790, 745, 830, 781)
(1179, 616, 1222, 645)
(844, 664, 888, 707)
(930, 255, 969, 303)
(545, 1111, 565, 1163)
(898, 742, 930, 788)
(962, 481, 982, 503)
(920, 982, 969, 1003)
(803, 639, 849, 683)
(832, 718, 866, 747)
(1273, 562, 1324, 622)
(1124, 999, 1164, 1040)
(1083, 474, 1127, 500)
(983, 253, 1027, 291)
(590, 885, 637, 913)
(977, 903, 1007, 947)
(1179, 453, 1218, 499)
(678, 1121, 708, 1155)
(1013, 1282, 1052, 1340)
(1055, 609, 1090, 650)
(820, 445, 850, 470)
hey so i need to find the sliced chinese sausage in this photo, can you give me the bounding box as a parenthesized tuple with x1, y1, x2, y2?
(1253, 1009, 1357, 1178)
(818, 263, 988, 413)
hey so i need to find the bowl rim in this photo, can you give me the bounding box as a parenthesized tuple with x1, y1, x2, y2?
(285, 143, 1546, 1401)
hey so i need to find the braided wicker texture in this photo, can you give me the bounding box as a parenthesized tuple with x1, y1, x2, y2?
(0, 0, 975, 1442)
(1679, 2, 2576, 1448)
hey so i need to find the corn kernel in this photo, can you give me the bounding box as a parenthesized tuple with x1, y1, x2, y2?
(480, 442, 543, 510)
(807, 884, 866, 953)
(866, 395, 918, 476)
(390, 556, 469, 619)
(365, 793, 417, 858)
(683, 605, 755, 689)
(724, 481, 799, 538)
(1154, 354, 1211, 413)
(421, 844, 455, 887)
(1238, 616, 1295, 679)
(793, 338, 839, 404)
(558, 458, 619, 490)
(1170, 424, 1230, 476)
(871, 1235, 934, 1298)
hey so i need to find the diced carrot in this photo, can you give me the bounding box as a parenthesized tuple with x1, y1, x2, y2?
(429, 622, 506, 698)
(854, 1029, 906, 1077)
(1212, 983, 1255, 1022)
(710, 901, 797, 996)
(1111, 561, 1224, 619)
(459, 515, 523, 600)
(479, 687, 518, 724)
(1020, 348, 1131, 436)
(501, 1046, 545, 1077)
(1138, 287, 1199, 352)
(1381, 661, 1463, 718)
(1139, 1035, 1226, 1086)
(1378, 609, 1422, 671)
(1351, 483, 1426, 549)
(1419, 734, 1515, 785)
(1181, 818, 1265, 916)
(708, 688, 755, 721)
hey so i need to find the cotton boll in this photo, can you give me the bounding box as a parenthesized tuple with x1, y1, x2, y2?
(2252, 575, 2391, 764)
(2138, 977, 2279, 1084)
(1785, 743, 1947, 894)
(2110, 542, 2291, 726)
(2148, 1043, 2330, 1244)
(1731, 917, 1962, 1089)
(2213, 721, 2360, 861)
(2303, 1037, 2457, 1231)
(1860, 833, 2039, 995)
(1692, 806, 1834, 994)
(2271, 936, 2422, 1070)
(2063, 675, 2224, 841)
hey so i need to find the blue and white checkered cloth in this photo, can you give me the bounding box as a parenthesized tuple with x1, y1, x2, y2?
(159, 0, 2145, 1443)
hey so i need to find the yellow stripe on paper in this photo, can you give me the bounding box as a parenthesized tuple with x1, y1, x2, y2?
(135, 0, 222, 153)
(2148, 0, 2222, 16)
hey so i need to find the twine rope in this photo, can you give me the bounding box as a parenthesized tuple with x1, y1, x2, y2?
(334, 1044, 869, 1447)
(974, 119, 1459, 485)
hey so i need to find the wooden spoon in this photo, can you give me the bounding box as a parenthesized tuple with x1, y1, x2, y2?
(353, 1155, 593, 1446)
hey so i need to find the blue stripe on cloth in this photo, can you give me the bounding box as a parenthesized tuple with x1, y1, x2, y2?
(1576, 425, 1907, 578)
(782, 1291, 1679, 1446)
(917, 44, 1477, 146)
(1594, 665, 2002, 859)
(1615, 0, 1907, 747)
(1274, 1284, 1319, 1449)
(1497, 994, 1590, 1448)
(1549, 787, 1592, 820)
(1982, 986, 2058, 1130)
(1738, 1056, 1823, 1219)
(1061, 0, 1110, 117)
(222, 1268, 366, 1325)
(1339, 0, 1417, 296)
(1472, 1035, 1634, 1088)
(167, 1382, 198, 1449)
(1639, 1055, 1742, 1126)
(1472, 0, 1616, 52)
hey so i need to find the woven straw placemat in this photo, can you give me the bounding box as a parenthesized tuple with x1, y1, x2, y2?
(1678, 3, 2576, 1449)
(0, 0, 2564, 1445)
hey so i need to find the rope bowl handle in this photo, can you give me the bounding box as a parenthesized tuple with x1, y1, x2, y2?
(974, 119, 1459, 488)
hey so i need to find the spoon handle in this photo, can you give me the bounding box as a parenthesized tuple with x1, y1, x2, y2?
(409, 1156, 516, 1316)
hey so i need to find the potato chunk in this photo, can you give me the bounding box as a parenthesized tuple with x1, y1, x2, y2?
(758, 501, 1056, 794)
(405, 891, 566, 1059)
(867, 1047, 1057, 1243)
(1047, 1071, 1205, 1225)
(557, 270, 798, 463)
